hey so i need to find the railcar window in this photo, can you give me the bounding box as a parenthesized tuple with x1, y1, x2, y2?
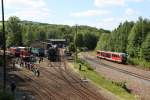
(106, 53, 111, 58)
(112, 54, 119, 58)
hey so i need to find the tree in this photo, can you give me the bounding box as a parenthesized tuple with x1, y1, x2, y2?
(75, 33, 84, 47)
(83, 32, 98, 50)
(68, 42, 75, 52)
(37, 28, 47, 41)
(141, 32, 150, 61)
(96, 33, 110, 50)
(107, 21, 134, 52)
(127, 18, 150, 57)
(6, 16, 22, 46)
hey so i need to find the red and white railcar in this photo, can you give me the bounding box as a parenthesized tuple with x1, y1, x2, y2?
(96, 50, 127, 63)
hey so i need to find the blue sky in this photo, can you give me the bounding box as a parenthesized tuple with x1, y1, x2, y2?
(0, 0, 150, 30)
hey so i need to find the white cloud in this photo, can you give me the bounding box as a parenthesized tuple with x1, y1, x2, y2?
(4, 0, 46, 10)
(71, 10, 110, 17)
(94, 0, 125, 7)
(94, 18, 121, 30)
(125, 8, 137, 16)
(2, 0, 52, 22)
(94, 0, 144, 7)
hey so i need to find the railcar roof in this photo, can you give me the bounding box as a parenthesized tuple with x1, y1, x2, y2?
(96, 50, 126, 55)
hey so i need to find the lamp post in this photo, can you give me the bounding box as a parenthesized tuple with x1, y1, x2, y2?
(1, 0, 6, 91)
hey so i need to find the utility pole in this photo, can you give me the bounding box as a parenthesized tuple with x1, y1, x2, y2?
(74, 24, 78, 62)
(1, 0, 6, 91)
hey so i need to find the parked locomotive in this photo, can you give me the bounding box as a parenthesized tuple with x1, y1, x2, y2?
(9, 47, 30, 58)
(30, 48, 45, 57)
(19, 47, 30, 58)
(9, 47, 20, 57)
(96, 50, 127, 63)
(47, 45, 60, 61)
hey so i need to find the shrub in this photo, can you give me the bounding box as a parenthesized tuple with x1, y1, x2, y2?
(127, 57, 150, 69)
(112, 81, 131, 93)
(77, 58, 94, 71)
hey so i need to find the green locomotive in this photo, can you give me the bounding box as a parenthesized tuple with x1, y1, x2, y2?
(30, 48, 45, 57)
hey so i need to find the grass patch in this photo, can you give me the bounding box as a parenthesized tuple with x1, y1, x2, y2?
(74, 59, 137, 100)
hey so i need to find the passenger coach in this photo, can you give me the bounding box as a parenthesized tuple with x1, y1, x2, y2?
(96, 50, 127, 63)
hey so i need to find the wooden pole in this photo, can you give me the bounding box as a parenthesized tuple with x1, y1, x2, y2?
(75, 24, 78, 62)
(1, 0, 6, 91)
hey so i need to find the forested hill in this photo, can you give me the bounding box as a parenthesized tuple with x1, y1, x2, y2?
(0, 16, 110, 50)
(0, 16, 150, 67)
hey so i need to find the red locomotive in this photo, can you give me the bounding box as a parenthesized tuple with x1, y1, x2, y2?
(19, 47, 30, 58)
(96, 50, 127, 63)
(9, 47, 30, 58)
(9, 47, 20, 57)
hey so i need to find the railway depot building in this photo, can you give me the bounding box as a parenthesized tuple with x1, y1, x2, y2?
(30, 39, 67, 49)
(47, 39, 67, 48)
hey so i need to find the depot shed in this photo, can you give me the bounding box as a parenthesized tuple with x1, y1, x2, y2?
(47, 39, 67, 47)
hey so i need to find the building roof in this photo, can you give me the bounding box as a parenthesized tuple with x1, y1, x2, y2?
(47, 39, 66, 42)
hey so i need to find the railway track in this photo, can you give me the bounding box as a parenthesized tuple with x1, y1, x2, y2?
(62, 61, 104, 99)
(84, 56, 150, 82)
(16, 59, 72, 100)
(61, 64, 103, 100)
(17, 71, 49, 100)
(49, 61, 89, 100)
(10, 49, 105, 100)
(14, 59, 66, 100)
(47, 55, 105, 100)
(20, 70, 57, 100)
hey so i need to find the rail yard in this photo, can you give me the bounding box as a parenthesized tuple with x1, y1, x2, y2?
(0, 42, 149, 100)
(0, 1, 150, 99)
(0, 48, 108, 100)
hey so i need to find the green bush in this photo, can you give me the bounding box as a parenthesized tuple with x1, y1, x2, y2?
(0, 91, 14, 100)
(77, 58, 94, 71)
(127, 57, 150, 69)
(111, 81, 131, 93)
